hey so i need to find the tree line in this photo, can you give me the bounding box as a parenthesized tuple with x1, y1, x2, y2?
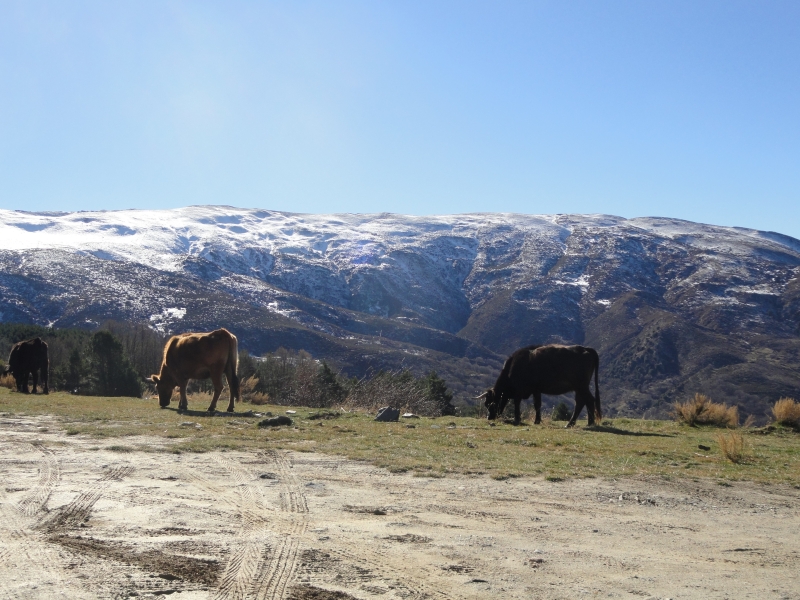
(238, 347, 455, 416)
(0, 321, 162, 397)
(1, 323, 456, 416)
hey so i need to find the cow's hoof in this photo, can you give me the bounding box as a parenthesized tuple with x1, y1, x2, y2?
(534, 419, 541, 425)
(564, 422, 575, 428)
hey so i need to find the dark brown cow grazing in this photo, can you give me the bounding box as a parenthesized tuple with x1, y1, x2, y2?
(147, 329, 240, 413)
(477, 344, 600, 427)
(3, 337, 49, 394)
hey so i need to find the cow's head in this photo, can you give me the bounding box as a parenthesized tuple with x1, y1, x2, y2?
(476, 389, 501, 420)
(147, 374, 175, 408)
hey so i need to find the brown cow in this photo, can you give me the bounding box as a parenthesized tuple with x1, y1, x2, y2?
(148, 329, 240, 413)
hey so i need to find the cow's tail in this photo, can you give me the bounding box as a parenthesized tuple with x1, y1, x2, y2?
(592, 348, 602, 421)
(227, 333, 240, 403)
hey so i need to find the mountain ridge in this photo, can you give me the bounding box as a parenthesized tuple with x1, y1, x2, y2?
(1, 206, 798, 420)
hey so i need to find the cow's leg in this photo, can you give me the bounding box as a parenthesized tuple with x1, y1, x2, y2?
(513, 398, 522, 425)
(566, 396, 585, 428)
(225, 379, 236, 413)
(207, 374, 223, 413)
(31, 370, 39, 394)
(41, 369, 49, 395)
(533, 392, 542, 424)
(21, 372, 30, 394)
(178, 384, 189, 412)
(579, 388, 597, 426)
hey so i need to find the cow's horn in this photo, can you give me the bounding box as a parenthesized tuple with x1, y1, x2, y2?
(473, 391, 488, 399)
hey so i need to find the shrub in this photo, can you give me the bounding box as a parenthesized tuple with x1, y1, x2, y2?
(673, 393, 739, 428)
(345, 368, 454, 417)
(717, 431, 747, 463)
(1, 373, 16, 390)
(239, 376, 271, 405)
(551, 401, 572, 421)
(772, 397, 800, 428)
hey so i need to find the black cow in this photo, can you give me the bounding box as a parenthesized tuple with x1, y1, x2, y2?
(477, 344, 600, 427)
(3, 337, 49, 394)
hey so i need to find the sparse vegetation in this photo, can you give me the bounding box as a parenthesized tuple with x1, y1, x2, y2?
(717, 431, 747, 464)
(551, 401, 572, 421)
(772, 397, 800, 428)
(345, 368, 455, 416)
(2, 387, 798, 485)
(0, 373, 16, 390)
(673, 393, 739, 428)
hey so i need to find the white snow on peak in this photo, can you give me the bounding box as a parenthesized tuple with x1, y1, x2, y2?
(0, 206, 797, 276)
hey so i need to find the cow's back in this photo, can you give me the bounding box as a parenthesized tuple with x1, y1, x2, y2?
(164, 329, 234, 379)
(511, 345, 595, 392)
(9, 338, 47, 370)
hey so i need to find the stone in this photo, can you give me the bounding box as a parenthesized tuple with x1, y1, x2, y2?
(258, 416, 293, 427)
(375, 407, 400, 422)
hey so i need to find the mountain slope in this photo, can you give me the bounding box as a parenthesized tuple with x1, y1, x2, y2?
(1, 206, 798, 419)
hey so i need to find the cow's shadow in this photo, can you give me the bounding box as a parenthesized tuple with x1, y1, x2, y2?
(586, 424, 675, 437)
(162, 407, 256, 419)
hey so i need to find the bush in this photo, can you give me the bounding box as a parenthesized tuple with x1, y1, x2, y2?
(1, 373, 15, 390)
(239, 376, 271, 405)
(772, 397, 800, 428)
(551, 401, 572, 421)
(717, 431, 747, 463)
(673, 393, 739, 428)
(345, 368, 455, 417)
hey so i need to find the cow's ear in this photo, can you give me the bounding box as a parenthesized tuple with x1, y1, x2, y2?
(148, 375, 159, 384)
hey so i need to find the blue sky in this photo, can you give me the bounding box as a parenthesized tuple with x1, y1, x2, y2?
(1, 1, 799, 238)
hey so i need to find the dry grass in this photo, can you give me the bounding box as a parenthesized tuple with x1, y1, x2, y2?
(0, 374, 16, 390)
(717, 431, 747, 464)
(673, 393, 739, 428)
(772, 397, 800, 428)
(239, 377, 271, 405)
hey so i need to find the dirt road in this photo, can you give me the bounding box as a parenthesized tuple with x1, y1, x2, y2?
(0, 415, 798, 599)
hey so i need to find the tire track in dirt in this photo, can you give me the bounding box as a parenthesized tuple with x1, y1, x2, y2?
(39, 464, 134, 532)
(251, 450, 309, 600)
(283, 454, 456, 600)
(211, 454, 274, 600)
(17, 444, 60, 517)
(0, 444, 89, 599)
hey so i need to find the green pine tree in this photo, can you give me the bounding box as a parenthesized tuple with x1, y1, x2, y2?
(89, 331, 143, 397)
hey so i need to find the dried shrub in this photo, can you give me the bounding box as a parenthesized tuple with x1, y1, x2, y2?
(346, 370, 446, 417)
(673, 393, 739, 428)
(717, 431, 747, 463)
(772, 397, 800, 428)
(239, 376, 271, 405)
(1, 373, 16, 390)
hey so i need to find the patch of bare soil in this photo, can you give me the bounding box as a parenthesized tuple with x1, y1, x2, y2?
(1, 415, 799, 599)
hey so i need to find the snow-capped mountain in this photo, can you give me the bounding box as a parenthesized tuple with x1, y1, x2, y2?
(1, 206, 798, 418)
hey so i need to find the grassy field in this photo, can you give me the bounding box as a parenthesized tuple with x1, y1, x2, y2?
(1, 387, 798, 485)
